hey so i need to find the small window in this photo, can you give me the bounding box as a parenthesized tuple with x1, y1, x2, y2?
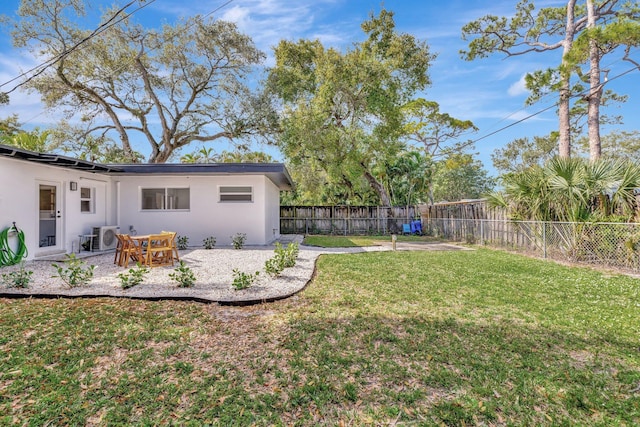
(141, 188, 190, 210)
(220, 186, 252, 202)
(80, 187, 94, 213)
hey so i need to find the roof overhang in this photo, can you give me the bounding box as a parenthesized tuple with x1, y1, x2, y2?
(0, 143, 122, 173)
(0, 143, 293, 190)
(107, 163, 293, 190)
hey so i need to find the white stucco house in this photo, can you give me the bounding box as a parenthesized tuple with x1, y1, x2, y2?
(0, 143, 293, 260)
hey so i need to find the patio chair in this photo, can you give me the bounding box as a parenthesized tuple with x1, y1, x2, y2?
(161, 231, 180, 262)
(113, 233, 126, 266)
(146, 234, 174, 267)
(121, 234, 145, 268)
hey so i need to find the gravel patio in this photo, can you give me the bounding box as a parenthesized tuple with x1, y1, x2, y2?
(0, 236, 467, 304)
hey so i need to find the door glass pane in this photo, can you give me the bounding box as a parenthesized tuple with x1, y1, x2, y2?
(39, 185, 56, 247)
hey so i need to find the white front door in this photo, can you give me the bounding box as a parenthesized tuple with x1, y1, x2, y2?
(38, 182, 63, 251)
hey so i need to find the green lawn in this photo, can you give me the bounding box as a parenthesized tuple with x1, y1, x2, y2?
(1, 248, 639, 425)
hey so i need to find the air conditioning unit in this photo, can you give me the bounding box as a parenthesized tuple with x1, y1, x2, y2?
(92, 226, 119, 251)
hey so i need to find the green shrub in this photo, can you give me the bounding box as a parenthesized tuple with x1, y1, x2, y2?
(232, 268, 259, 290)
(176, 235, 189, 250)
(1, 262, 33, 288)
(264, 255, 285, 278)
(231, 233, 247, 250)
(117, 263, 149, 289)
(203, 236, 216, 249)
(283, 242, 299, 268)
(264, 242, 299, 277)
(51, 253, 96, 288)
(169, 261, 196, 288)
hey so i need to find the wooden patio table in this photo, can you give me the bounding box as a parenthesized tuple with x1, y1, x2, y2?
(130, 234, 175, 267)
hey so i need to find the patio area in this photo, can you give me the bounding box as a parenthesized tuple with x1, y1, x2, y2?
(0, 236, 467, 304)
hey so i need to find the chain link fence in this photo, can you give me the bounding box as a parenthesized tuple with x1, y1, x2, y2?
(424, 218, 640, 273)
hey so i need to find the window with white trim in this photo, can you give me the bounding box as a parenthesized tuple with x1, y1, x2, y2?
(219, 186, 253, 202)
(141, 187, 190, 210)
(80, 187, 94, 213)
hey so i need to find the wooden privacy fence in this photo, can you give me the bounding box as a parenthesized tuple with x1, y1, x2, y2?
(280, 206, 421, 235)
(418, 199, 505, 221)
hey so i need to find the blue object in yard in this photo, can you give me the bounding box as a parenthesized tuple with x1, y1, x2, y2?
(411, 220, 422, 235)
(402, 224, 411, 234)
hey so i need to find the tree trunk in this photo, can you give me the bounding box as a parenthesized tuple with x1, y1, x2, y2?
(558, 0, 578, 158)
(587, 0, 602, 161)
(362, 166, 393, 207)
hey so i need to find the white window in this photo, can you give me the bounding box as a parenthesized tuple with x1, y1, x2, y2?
(219, 186, 253, 202)
(80, 187, 94, 213)
(141, 187, 190, 210)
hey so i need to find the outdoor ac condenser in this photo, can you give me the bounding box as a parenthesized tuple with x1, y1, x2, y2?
(92, 226, 119, 251)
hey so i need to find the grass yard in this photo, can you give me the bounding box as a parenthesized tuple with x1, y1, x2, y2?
(1, 248, 639, 425)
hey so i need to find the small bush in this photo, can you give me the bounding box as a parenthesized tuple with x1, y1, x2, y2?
(264, 256, 285, 278)
(203, 236, 216, 249)
(1, 262, 33, 288)
(264, 242, 299, 277)
(169, 261, 196, 288)
(51, 253, 96, 288)
(117, 263, 149, 289)
(231, 233, 247, 250)
(232, 268, 259, 290)
(283, 242, 299, 268)
(176, 235, 189, 250)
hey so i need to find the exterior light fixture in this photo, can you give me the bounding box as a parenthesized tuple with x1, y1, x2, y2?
(70, 181, 78, 191)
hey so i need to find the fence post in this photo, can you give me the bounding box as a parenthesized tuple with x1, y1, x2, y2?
(305, 218, 309, 235)
(480, 219, 484, 243)
(542, 222, 547, 259)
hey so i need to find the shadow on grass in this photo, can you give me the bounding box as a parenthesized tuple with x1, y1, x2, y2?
(1, 297, 639, 425)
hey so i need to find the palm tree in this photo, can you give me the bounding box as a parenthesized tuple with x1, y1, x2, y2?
(491, 157, 640, 222)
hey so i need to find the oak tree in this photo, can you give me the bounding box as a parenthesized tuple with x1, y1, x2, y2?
(268, 9, 434, 207)
(6, 0, 272, 163)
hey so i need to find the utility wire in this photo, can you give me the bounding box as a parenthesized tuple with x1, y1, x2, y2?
(455, 53, 633, 141)
(0, 0, 234, 108)
(1, 0, 235, 94)
(10, 0, 235, 129)
(1, 0, 156, 93)
(458, 64, 639, 150)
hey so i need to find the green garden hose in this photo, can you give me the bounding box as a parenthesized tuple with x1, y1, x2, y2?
(0, 223, 28, 266)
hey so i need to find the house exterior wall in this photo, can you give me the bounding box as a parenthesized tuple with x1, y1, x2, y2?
(1, 154, 286, 259)
(264, 176, 281, 243)
(114, 174, 274, 246)
(0, 157, 112, 258)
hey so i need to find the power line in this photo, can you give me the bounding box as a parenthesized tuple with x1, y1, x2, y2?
(1, 0, 156, 93)
(455, 53, 634, 142)
(1, 0, 236, 95)
(2, 0, 237, 129)
(461, 64, 639, 149)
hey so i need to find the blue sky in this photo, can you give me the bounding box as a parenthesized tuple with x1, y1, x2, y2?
(0, 0, 638, 175)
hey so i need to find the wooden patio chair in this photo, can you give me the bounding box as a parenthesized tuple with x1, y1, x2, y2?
(121, 234, 145, 268)
(113, 233, 126, 266)
(161, 231, 180, 262)
(145, 234, 174, 267)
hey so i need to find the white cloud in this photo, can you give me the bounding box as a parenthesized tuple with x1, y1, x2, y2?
(507, 74, 530, 97)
